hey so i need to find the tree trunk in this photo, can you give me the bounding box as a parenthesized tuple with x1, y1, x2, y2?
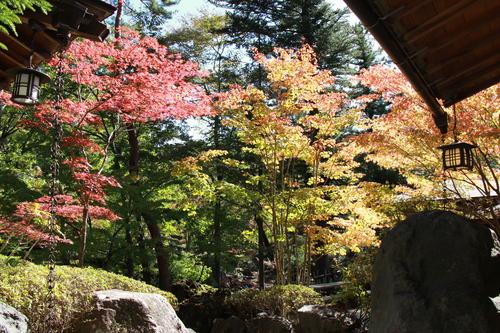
(124, 224, 135, 277)
(213, 198, 222, 287)
(213, 115, 222, 287)
(143, 212, 171, 290)
(256, 213, 265, 290)
(127, 123, 140, 177)
(300, 0, 314, 46)
(127, 122, 171, 290)
(137, 226, 153, 284)
(77, 202, 90, 267)
(114, 0, 123, 39)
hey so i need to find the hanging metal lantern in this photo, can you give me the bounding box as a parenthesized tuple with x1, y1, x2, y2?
(438, 142, 477, 171)
(6, 67, 51, 105)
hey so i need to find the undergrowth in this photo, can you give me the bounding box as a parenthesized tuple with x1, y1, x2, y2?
(0, 255, 177, 333)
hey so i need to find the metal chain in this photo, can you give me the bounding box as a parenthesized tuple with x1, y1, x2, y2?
(46, 49, 64, 331)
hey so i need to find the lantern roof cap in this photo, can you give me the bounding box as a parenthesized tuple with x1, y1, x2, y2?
(5, 67, 51, 84)
(438, 142, 477, 150)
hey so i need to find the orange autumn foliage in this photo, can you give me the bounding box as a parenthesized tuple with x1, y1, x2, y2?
(352, 65, 499, 231)
(216, 45, 385, 283)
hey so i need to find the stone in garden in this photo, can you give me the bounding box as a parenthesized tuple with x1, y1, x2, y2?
(170, 280, 202, 302)
(293, 305, 351, 333)
(370, 210, 500, 333)
(70, 289, 191, 333)
(210, 316, 246, 333)
(0, 301, 30, 333)
(247, 313, 293, 333)
(172, 281, 230, 333)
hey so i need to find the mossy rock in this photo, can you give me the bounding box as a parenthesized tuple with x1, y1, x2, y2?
(170, 279, 216, 303)
(171, 280, 230, 333)
(0, 255, 177, 333)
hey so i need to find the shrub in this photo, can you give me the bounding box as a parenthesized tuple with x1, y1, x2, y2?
(170, 252, 212, 283)
(0, 255, 177, 333)
(342, 247, 376, 291)
(227, 284, 323, 318)
(332, 247, 376, 330)
(225, 288, 260, 318)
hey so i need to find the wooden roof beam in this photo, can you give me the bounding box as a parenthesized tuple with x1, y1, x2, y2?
(76, 0, 116, 20)
(426, 31, 500, 76)
(20, 2, 110, 42)
(344, 0, 449, 134)
(0, 51, 26, 68)
(0, 69, 11, 90)
(421, 13, 499, 65)
(404, 0, 478, 44)
(368, 0, 435, 22)
(0, 32, 48, 61)
(432, 55, 500, 90)
(442, 74, 500, 107)
(395, 0, 434, 19)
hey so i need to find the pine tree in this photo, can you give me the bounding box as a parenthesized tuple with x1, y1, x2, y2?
(123, 0, 177, 37)
(209, 0, 356, 74)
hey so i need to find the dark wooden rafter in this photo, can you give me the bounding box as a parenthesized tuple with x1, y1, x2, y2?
(404, 0, 477, 44)
(428, 43, 500, 87)
(391, 0, 434, 20)
(432, 52, 500, 90)
(344, 0, 449, 133)
(344, 0, 500, 134)
(77, 0, 117, 20)
(426, 26, 499, 74)
(0, 32, 46, 62)
(410, 6, 499, 72)
(442, 75, 500, 107)
(0, 52, 25, 69)
(0, 0, 116, 90)
(439, 64, 500, 107)
(424, 14, 497, 60)
(19, 7, 109, 42)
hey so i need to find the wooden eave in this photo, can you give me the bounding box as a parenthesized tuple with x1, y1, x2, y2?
(344, 0, 500, 134)
(0, 0, 116, 90)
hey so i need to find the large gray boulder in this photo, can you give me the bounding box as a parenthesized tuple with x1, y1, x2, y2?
(210, 314, 293, 333)
(370, 210, 500, 333)
(293, 305, 352, 333)
(210, 316, 246, 333)
(247, 313, 293, 333)
(70, 289, 191, 333)
(0, 301, 30, 333)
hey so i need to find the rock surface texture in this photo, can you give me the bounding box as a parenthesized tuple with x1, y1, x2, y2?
(247, 313, 293, 333)
(171, 281, 230, 333)
(293, 305, 351, 333)
(71, 289, 191, 333)
(370, 210, 500, 333)
(210, 316, 246, 333)
(210, 314, 293, 333)
(0, 301, 30, 333)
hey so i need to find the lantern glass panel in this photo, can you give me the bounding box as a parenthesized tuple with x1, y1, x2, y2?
(32, 75, 40, 100)
(7, 68, 50, 105)
(438, 142, 476, 171)
(17, 73, 30, 96)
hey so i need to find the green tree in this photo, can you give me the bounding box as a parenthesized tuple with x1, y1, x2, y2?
(165, 13, 251, 286)
(217, 45, 381, 284)
(209, 0, 356, 74)
(123, 0, 177, 37)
